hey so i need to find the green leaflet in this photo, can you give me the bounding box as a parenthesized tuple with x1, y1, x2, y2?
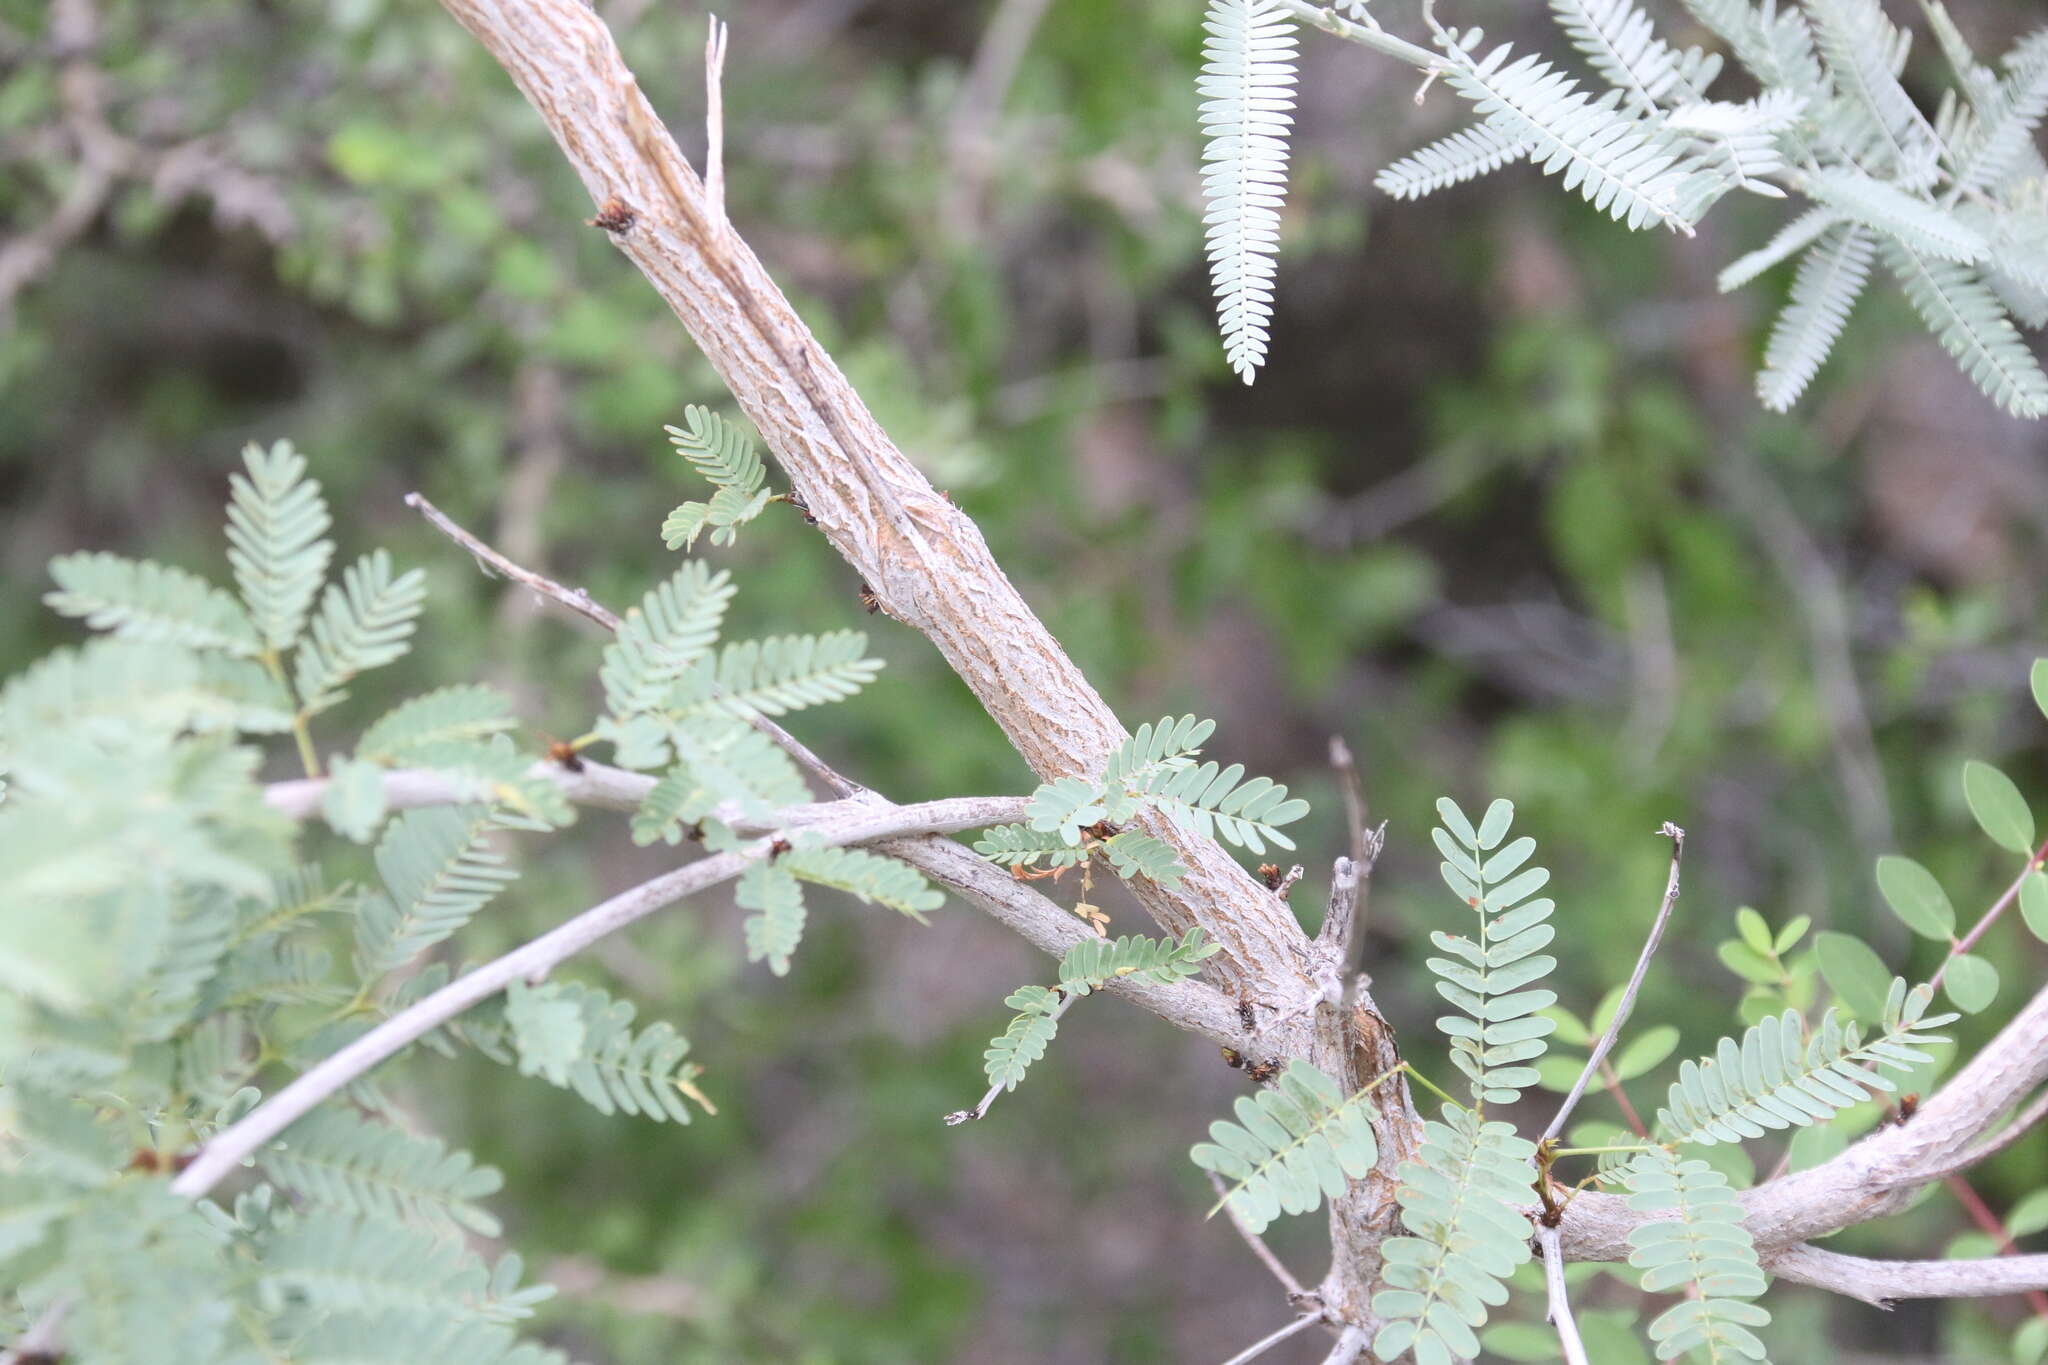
(502, 980, 703, 1124)
(979, 931, 1219, 1098)
(293, 549, 428, 714)
(1371, 1106, 1536, 1364)
(353, 805, 519, 979)
(1198, 0, 1299, 383)
(45, 551, 262, 658)
(1190, 1061, 1380, 1234)
(981, 711, 1306, 887)
(983, 983, 1064, 1091)
(1227, 0, 2048, 416)
(258, 1107, 505, 1238)
(1623, 1147, 1772, 1361)
(662, 404, 774, 549)
(1654, 981, 1956, 1145)
(1057, 928, 1219, 995)
(738, 859, 807, 975)
(1427, 796, 1558, 1105)
(225, 439, 333, 653)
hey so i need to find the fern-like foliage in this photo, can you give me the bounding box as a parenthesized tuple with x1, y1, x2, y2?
(1427, 797, 1558, 1105)
(45, 552, 262, 657)
(226, 439, 334, 653)
(502, 980, 704, 1123)
(973, 822, 1089, 869)
(599, 561, 738, 720)
(1198, 0, 1298, 383)
(1621, 1146, 1772, 1362)
(977, 930, 1218, 1097)
(737, 859, 807, 975)
(783, 843, 946, 920)
(1119, 759, 1311, 854)
(1058, 927, 1219, 995)
(357, 685, 518, 764)
(1756, 224, 1876, 410)
(354, 805, 519, 979)
(1190, 1060, 1381, 1234)
(293, 549, 428, 714)
(983, 983, 1064, 1092)
(668, 632, 883, 718)
(985, 713, 1307, 888)
(1367, 796, 1556, 1361)
(1549, 0, 1718, 110)
(661, 405, 774, 549)
(1435, 36, 1714, 231)
(1371, 1106, 1537, 1364)
(258, 1107, 506, 1238)
(1886, 240, 2048, 418)
(1235, 0, 2048, 415)
(1804, 0, 1941, 182)
(1376, 122, 1530, 200)
(1655, 979, 1954, 1145)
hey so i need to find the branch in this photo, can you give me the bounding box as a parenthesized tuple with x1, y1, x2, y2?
(1218, 1313, 1322, 1365)
(432, 0, 1305, 995)
(1537, 1224, 1591, 1365)
(407, 489, 619, 631)
(1317, 1324, 1371, 1365)
(1558, 976, 2048, 1264)
(168, 793, 1017, 1199)
(1207, 1171, 1313, 1302)
(263, 757, 654, 820)
(1541, 822, 1684, 1143)
(1766, 1244, 2048, 1305)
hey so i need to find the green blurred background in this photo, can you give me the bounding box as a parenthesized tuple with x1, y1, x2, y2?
(5, 0, 2048, 1359)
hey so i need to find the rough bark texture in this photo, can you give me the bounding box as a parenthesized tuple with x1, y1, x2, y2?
(435, 0, 1310, 1002)
(432, 0, 2048, 1332)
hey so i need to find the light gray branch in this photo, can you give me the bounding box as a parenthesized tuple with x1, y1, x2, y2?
(264, 757, 654, 820)
(1208, 1171, 1313, 1302)
(1537, 1224, 1590, 1365)
(1541, 823, 1683, 1144)
(433, 0, 1310, 999)
(1318, 1324, 1371, 1364)
(1767, 1244, 2048, 1305)
(1559, 977, 2048, 1263)
(169, 793, 1021, 1199)
(1219, 1313, 1322, 1365)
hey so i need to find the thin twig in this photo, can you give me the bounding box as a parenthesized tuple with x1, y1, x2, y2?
(702, 13, 727, 226)
(405, 489, 859, 797)
(407, 489, 620, 630)
(169, 793, 1017, 1199)
(1317, 1324, 1371, 1365)
(1928, 833, 2048, 995)
(1542, 823, 1685, 1144)
(1328, 735, 1369, 873)
(1538, 1224, 1591, 1365)
(1218, 1313, 1321, 1365)
(1207, 1171, 1311, 1301)
(942, 988, 1078, 1125)
(1934, 1087, 2048, 1181)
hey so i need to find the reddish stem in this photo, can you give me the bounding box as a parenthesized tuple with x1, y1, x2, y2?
(1598, 1059, 1649, 1138)
(1930, 836, 2048, 994)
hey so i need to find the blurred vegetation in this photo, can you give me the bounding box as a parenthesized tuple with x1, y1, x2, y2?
(5, 0, 2048, 1359)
